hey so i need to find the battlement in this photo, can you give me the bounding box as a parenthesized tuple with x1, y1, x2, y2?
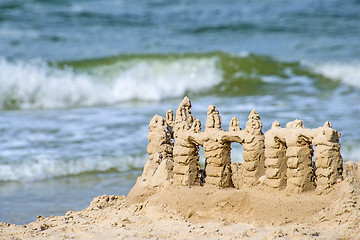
(143, 97, 343, 193)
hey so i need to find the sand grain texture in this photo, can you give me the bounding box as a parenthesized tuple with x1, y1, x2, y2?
(0, 162, 359, 240)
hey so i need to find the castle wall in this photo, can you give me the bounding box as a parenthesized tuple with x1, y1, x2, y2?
(144, 97, 343, 193)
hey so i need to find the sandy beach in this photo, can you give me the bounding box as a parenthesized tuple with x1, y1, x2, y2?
(1, 1, 360, 238)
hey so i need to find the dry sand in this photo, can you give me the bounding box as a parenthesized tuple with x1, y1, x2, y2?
(1, 161, 360, 240)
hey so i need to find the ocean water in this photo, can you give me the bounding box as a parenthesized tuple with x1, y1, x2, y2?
(0, 0, 360, 224)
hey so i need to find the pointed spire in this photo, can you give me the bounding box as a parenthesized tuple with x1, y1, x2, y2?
(245, 109, 263, 134)
(323, 121, 332, 128)
(166, 110, 174, 128)
(175, 96, 194, 126)
(191, 119, 202, 133)
(207, 105, 218, 115)
(206, 105, 221, 129)
(180, 96, 191, 108)
(229, 116, 241, 132)
(248, 109, 260, 120)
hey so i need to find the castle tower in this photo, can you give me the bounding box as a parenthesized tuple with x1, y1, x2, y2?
(172, 97, 200, 186)
(147, 115, 173, 159)
(285, 120, 315, 193)
(313, 122, 343, 193)
(241, 109, 265, 185)
(264, 121, 288, 189)
(139, 114, 174, 186)
(203, 105, 233, 188)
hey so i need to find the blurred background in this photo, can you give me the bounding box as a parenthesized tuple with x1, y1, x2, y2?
(0, 0, 359, 224)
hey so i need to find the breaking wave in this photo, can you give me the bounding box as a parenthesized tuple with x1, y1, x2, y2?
(0, 154, 146, 182)
(0, 56, 221, 110)
(0, 52, 358, 110)
(311, 61, 360, 88)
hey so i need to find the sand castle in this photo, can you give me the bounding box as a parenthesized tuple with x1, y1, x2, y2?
(141, 97, 343, 194)
(2, 97, 360, 240)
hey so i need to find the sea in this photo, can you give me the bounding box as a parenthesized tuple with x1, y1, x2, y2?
(0, 0, 359, 224)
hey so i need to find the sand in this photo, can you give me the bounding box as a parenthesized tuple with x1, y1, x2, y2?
(0, 161, 359, 240)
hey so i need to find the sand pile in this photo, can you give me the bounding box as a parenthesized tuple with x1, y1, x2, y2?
(1, 97, 360, 239)
(1, 161, 359, 240)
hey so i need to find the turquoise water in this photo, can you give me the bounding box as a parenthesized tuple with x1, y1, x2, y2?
(0, 0, 360, 224)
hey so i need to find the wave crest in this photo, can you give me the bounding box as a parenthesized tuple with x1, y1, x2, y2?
(312, 61, 360, 88)
(1, 53, 359, 110)
(0, 154, 146, 182)
(0, 57, 221, 110)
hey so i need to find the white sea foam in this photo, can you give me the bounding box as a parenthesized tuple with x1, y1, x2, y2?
(0, 57, 221, 110)
(0, 154, 147, 182)
(311, 61, 360, 88)
(341, 142, 360, 162)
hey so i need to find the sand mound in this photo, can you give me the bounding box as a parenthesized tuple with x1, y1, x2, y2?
(0, 162, 359, 240)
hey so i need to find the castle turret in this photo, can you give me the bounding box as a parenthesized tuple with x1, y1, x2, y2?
(241, 109, 265, 186)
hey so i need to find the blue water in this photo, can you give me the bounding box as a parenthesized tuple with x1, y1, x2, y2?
(0, 0, 360, 224)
